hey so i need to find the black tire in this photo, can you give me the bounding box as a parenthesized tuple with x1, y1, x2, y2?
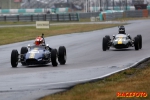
(58, 46, 66, 65)
(105, 35, 111, 41)
(51, 49, 58, 67)
(134, 36, 139, 50)
(105, 35, 110, 50)
(137, 35, 142, 49)
(11, 50, 19, 68)
(20, 47, 28, 66)
(102, 37, 107, 51)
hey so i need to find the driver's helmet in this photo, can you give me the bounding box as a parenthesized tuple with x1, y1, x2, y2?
(35, 36, 43, 46)
(118, 26, 125, 34)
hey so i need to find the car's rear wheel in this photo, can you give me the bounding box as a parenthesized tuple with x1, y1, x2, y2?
(51, 49, 58, 67)
(20, 47, 28, 66)
(102, 37, 107, 51)
(11, 50, 19, 68)
(137, 35, 142, 49)
(134, 36, 139, 50)
(58, 46, 66, 65)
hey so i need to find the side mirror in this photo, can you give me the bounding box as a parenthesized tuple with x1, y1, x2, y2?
(46, 44, 49, 47)
(45, 44, 49, 49)
(113, 35, 115, 37)
(28, 44, 31, 48)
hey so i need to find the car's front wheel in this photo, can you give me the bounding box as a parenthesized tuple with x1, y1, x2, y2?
(102, 37, 107, 51)
(58, 46, 66, 65)
(105, 35, 110, 50)
(137, 35, 142, 49)
(134, 36, 139, 50)
(20, 47, 28, 66)
(11, 50, 19, 68)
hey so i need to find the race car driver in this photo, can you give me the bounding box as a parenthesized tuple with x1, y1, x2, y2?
(35, 36, 44, 46)
(118, 26, 126, 34)
(118, 26, 131, 39)
(34, 36, 52, 51)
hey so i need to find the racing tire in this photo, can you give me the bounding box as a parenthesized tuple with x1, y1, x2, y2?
(11, 50, 19, 68)
(58, 46, 66, 65)
(105, 35, 111, 41)
(51, 49, 58, 67)
(105, 35, 110, 50)
(20, 47, 28, 66)
(137, 35, 142, 49)
(134, 36, 139, 50)
(102, 37, 107, 51)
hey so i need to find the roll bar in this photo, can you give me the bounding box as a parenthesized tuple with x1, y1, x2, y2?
(41, 33, 46, 45)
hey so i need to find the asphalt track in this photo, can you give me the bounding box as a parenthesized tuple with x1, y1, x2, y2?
(0, 20, 150, 100)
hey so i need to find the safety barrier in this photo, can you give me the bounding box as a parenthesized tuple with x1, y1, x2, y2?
(1, 6, 150, 15)
(125, 10, 143, 18)
(0, 13, 79, 22)
(0, 9, 44, 14)
(100, 10, 124, 21)
(0, 8, 70, 15)
(143, 10, 149, 17)
(79, 12, 100, 19)
(100, 10, 150, 21)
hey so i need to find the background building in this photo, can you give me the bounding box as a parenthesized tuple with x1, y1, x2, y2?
(0, 0, 22, 9)
(0, 0, 150, 11)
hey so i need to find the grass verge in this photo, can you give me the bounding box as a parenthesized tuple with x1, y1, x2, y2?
(0, 24, 123, 45)
(40, 59, 150, 100)
(0, 21, 35, 25)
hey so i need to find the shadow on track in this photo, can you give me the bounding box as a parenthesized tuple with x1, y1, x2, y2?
(110, 48, 135, 51)
(24, 64, 51, 68)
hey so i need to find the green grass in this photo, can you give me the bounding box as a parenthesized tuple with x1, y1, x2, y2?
(0, 21, 35, 25)
(0, 24, 123, 45)
(40, 59, 150, 100)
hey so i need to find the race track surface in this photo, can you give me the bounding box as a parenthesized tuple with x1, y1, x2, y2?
(0, 20, 150, 100)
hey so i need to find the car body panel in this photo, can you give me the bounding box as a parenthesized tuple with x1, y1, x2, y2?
(111, 34, 132, 49)
(23, 46, 51, 65)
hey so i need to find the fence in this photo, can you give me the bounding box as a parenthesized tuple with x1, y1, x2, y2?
(79, 12, 100, 19)
(125, 10, 143, 17)
(0, 10, 150, 22)
(103, 12, 124, 21)
(0, 13, 79, 22)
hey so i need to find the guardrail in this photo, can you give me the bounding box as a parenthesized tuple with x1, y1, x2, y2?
(0, 13, 79, 22)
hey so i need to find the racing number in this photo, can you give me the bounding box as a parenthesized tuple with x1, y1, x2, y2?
(118, 37, 123, 44)
(29, 48, 38, 58)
